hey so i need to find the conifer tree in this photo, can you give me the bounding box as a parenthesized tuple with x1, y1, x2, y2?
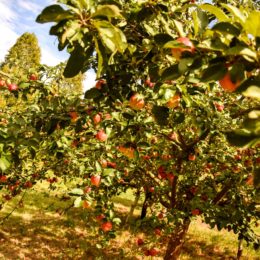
(1, 32, 41, 79)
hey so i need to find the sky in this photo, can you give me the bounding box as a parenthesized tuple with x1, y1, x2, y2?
(0, 0, 96, 91)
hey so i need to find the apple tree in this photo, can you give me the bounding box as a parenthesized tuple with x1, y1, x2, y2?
(1, 0, 259, 259)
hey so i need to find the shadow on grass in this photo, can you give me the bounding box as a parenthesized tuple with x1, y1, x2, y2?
(0, 187, 258, 259)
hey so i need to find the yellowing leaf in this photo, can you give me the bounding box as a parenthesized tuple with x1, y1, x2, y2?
(244, 11, 260, 37)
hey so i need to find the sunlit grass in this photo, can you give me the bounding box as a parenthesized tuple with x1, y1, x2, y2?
(0, 183, 259, 259)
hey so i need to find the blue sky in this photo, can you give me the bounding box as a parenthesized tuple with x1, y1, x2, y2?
(0, 0, 95, 90)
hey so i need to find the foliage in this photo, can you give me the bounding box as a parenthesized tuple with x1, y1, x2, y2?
(0, 0, 259, 259)
(41, 62, 85, 95)
(0, 32, 41, 79)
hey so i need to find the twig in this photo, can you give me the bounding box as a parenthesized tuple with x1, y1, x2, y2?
(0, 191, 27, 224)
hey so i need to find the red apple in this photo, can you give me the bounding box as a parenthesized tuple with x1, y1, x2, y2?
(149, 248, 159, 256)
(154, 228, 161, 236)
(188, 154, 196, 161)
(100, 159, 108, 168)
(171, 37, 195, 60)
(69, 111, 78, 122)
(96, 214, 105, 221)
(149, 187, 155, 193)
(129, 93, 145, 110)
(95, 79, 106, 89)
(8, 83, 18, 92)
(234, 154, 242, 161)
(96, 129, 108, 142)
(158, 166, 167, 179)
(191, 208, 201, 216)
(24, 181, 33, 188)
(0, 79, 6, 87)
(101, 221, 113, 232)
(82, 200, 90, 209)
(167, 173, 175, 184)
(219, 73, 240, 92)
(93, 113, 102, 124)
(215, 103, 224, 112)
(0, 175, 7, 182)
(167, 94, 181, 109)
(29, 74, 38, 81)
(84, 186, 92, 193)
(137, 238, 144, 246)
(107, 161, 116, 168)
(91, 175, 101, 187)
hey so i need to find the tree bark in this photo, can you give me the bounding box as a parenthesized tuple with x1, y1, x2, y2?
(140, 191, 152, 219)
(164, 219, 190, 260)
(237, 239, 243, 260)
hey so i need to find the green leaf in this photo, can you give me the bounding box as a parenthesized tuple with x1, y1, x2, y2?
(173, 20, 185, 37)
(226, 133, 259, 147)
(201, 63, 227, 82)
(84, 88, 102, 99)
(225, 46, 258, 62)
(103, 168, 115, 177)
(154, 34, 174, 46)
(200, 4, 229, 22)
(175, 112, 185, 124)
(112, 218, 121, 224)
(0, 157, 10, 172)
(93, 20, 127, 53)
(160, 65, 181, 81)
(221, 4, 246, 24)
(95, 161, 102, 172)
(74, 197, 82, 208)
(152, 106, 169, 126)
(244, 11, 260, 37)
(69, 188, 84, 196)
(212, 22, 241, 36)
(178, 58, 194, 74)
(192, 8, 209, 36)
(243, 86, 260, 99)
(92, 5, 122, 19)
(94, 37, 104, 78)
(235, 77, 260, 93)
(63, 46, 86, 78)
(36, 5, 74, 24)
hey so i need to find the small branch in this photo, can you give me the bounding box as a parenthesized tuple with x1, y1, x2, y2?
(212, 181, 232, 205)
(0, 191, 27, 224)
(0, 70, 11, 78)
(186, 128, 210, 151)
(231, 106, 260, 119)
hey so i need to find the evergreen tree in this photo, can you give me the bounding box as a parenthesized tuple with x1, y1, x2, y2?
(1, 32, 41, 79)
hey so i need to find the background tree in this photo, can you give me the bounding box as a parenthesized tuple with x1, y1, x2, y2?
(0, 32, 41, 80)
(41, 62, 85, 95)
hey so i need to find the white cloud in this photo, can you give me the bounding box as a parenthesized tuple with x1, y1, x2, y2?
(0, 1, 19, 61)
(41, 48, 65, 66)
(17, 0, 42, 14)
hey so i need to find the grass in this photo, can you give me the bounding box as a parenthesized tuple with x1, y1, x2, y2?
(0, 182, 259, 259)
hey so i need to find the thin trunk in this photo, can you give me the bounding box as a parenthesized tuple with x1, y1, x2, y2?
(237, 239, 243, 260)
(164, 219, 190, 260)
(140, 191, 152, 219)
(125, 190, 140, 223)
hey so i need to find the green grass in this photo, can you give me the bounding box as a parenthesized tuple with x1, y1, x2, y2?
(0, 183, 259, 259)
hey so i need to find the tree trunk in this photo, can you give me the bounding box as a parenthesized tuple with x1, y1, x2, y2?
(125, 190, 140, 223)
(140, 191, 152, 219)
(237, 239, 243, 260)
(164, 219, 190, 260)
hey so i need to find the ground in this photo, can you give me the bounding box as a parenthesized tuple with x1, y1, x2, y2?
(0, 182, 259, 259)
